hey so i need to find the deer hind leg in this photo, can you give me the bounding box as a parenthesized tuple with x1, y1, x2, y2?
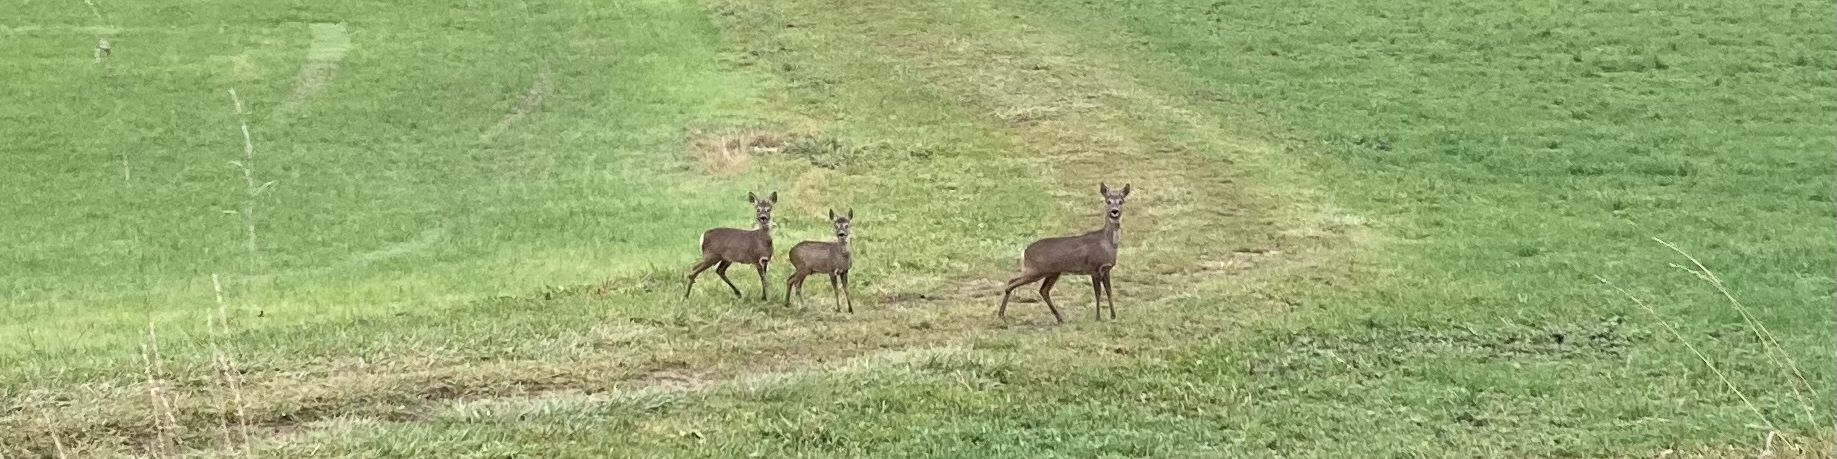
(839, 270, 854, 314)
(714, 261, 742, 298)
(784, 271, 806, 307)
(1039, 273, 1065, 324)
(685, 257, 719, 299)
(795, 273, 808, 299)
(999, 271, 1045, 321)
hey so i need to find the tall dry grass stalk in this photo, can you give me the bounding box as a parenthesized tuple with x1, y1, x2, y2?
(205, 276, 233, 453)
(109, 73, 125, 181)
(1598, 235, 1837, 452)
(1652, 237, 1826, 430)
(204, 328, 233, 453)
(46, 411, 69, 459)
(212, 273, 231, 329)
(141, 322, 182, 456)
(227, 90, 271, 268)
(1595, 275, 1779, 432)
(209, 274, 253, 455)
(85, 0, 118, 178)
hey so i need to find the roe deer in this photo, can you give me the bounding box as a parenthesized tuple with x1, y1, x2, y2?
(685, 191, 777, 301)
(786, 209, 855, 312)
(998, 183, 1131, 323)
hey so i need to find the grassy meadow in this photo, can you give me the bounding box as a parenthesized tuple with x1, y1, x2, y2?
(2, 0, 1832, 456)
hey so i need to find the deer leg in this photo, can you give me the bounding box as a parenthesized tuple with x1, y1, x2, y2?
(784, 271, 804, 307)
(684, 258, 719, 299)
(827, 273, 842, 312)
(839, 271, 854, 314)
(1090, 274, 1104, 321)
(1103, 273, 1117, 320)
(756, 261, 771, 301)
(714, 262, 742, 298)
(798, 272, 810, 300)
(998, 272, 1044, 321)
(796, 274, 808, 299)
(1039, 274, 1065, 324)
(1100, 267, 1117, 320)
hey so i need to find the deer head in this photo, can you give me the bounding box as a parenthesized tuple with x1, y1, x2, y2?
(746, 191, 778, 229)
(1099, 183, 1130, 225)
(828, 208, 854, 243)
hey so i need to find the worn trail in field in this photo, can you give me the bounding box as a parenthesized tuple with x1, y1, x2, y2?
(749, 0, 1344, 288)
(480, 63, 554, 142)
(272, 23, 351, 121)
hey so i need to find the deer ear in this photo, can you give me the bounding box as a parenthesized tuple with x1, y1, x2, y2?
(1100, 182, 1110, 196)
(847, 208, 855, 220)
(769, 191, 779, 203)
(747, 191, 758, 203)
(828, 209, 836, 220)
(1121, 183, 1131, 198)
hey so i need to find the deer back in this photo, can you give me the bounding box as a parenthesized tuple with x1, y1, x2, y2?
(1022, 230, 1115, 274)
(789, 241, 849, 273)
(701, 227, 773, 263)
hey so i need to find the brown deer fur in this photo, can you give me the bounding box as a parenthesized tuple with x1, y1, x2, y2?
(685, 191, 777, 300)
(785, 209, 855, 312)
(999, 183, 1130, 323)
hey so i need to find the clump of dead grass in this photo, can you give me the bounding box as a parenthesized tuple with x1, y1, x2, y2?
(140, 322, 182, 456)
(685, 127, 799, 174)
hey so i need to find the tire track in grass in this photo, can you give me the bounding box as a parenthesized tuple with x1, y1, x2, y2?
(480, 63, 555, 142)
(345, 220, 453, 266)
(272, 23, 351, 122)
(747, 0, 1356, 302)
(6, 302, 1004, 454)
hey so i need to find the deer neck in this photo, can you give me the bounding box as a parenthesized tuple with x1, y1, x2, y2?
(754, 222, 772, 237)
(1102, 219, 1121, 247)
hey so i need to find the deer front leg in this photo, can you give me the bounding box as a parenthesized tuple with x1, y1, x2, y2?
(827, 273, 841, 312)
(1090, 275, 1104, 321)
(755, 261, 770, 301)
(1101, 267, 1117, 320)
(839, 271, 854, 314)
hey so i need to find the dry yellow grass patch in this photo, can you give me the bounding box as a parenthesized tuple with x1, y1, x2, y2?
(685, 128, 802, 175)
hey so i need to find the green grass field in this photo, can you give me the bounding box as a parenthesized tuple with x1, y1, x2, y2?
(3, 0, 1833, 456)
